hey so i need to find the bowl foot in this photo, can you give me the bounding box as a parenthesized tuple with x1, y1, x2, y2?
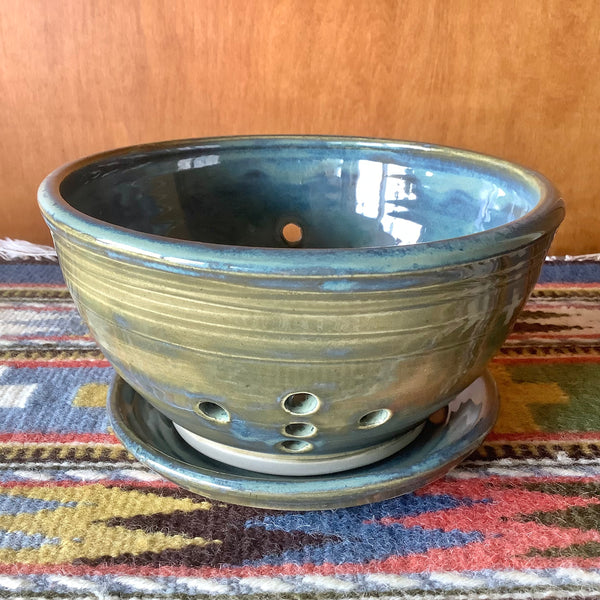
(107, 371, 498, 510)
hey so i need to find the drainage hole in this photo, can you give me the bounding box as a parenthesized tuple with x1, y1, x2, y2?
(358, 408, 392, 429)
(281, 222, 303, 247)
(284, 422, 317, 438)
(282, 392, 320, 415)
(195, 401, 230, 424)
(278, 440, 314, 453)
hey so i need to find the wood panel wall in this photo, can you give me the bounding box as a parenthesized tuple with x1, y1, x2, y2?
(1, 0, 599, 254)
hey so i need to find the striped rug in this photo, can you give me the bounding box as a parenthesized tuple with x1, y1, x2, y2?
(0, 258, 599, 599)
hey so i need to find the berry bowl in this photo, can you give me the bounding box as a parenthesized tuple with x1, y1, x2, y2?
(38, 136, 564, 508)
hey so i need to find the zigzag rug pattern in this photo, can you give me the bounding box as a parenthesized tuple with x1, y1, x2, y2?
(0, 260, 599, 598)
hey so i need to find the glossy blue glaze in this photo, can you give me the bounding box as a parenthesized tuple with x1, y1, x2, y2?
(39, 136, 564, 283)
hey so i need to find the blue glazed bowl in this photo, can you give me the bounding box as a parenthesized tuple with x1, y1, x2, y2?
(38, 136, 564, 477)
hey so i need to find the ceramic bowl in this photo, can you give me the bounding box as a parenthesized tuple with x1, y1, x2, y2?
(38, 136, 564, 476)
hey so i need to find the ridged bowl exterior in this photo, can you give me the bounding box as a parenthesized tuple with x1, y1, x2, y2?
(38, 137, 564, 461)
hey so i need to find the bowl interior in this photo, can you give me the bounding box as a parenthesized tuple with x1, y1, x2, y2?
(59, 140, 541, 249)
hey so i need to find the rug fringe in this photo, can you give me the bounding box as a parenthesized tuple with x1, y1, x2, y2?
(0, 238, 58, 261)
(547, 253, 600, 261)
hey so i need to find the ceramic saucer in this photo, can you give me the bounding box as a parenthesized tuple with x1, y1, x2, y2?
(107, 371, 498, 511)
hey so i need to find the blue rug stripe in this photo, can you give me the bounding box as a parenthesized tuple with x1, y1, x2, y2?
(0, 263, 65, 284)
(539, 261, 600, 283)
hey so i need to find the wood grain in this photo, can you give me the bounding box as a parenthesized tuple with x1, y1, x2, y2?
(1, 0, 599, 253)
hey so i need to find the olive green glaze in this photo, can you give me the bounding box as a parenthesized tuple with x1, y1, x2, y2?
(37, 136, 564, 472)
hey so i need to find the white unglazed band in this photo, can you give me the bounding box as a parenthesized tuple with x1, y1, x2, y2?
(173, 421, 426, 476)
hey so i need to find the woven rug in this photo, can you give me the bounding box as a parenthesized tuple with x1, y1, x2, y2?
(0, 258, 599, 599)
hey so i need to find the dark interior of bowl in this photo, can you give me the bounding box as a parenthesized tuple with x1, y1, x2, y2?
(59, 141, 540, 249)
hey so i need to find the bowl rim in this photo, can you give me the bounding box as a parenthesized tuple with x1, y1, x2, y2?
(38, 135, 565, 277)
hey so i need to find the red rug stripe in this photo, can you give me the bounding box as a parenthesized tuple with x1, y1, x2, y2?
(493, 355, 600, 364)
(507, 333, 600, 340)
(1, 430, 594, 444)
(0, 284, 66, 289)
(0, 360, 112, 368)
(486, 431, 600, 441)
(3, 305, 76, 312)
(1, 335, 94, 341)
(534, 282, 600, 289)
(3, 555, 600, 578)
(0, 433, 119, 443)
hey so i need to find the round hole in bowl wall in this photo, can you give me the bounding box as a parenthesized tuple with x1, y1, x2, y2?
(282, 392, 320, 415)
(195, 401, 230, 424)
(278, 440, 314, 453)
(358, 408, 392, 429)
(281, 222, 303, 246)
(283, 422, 317, 438)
